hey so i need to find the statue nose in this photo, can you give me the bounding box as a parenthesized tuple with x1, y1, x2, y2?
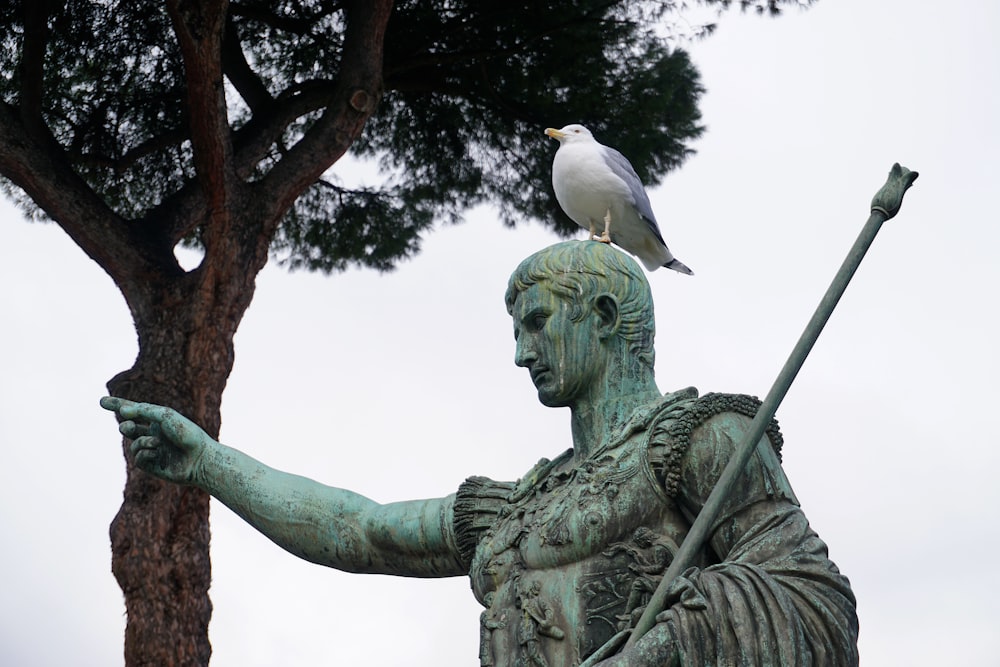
(514, 336, 536, 368)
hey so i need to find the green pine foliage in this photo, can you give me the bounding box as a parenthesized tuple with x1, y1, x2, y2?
(0, 0, 812, 272)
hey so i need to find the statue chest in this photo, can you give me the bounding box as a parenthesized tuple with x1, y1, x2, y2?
(470, 442, 691, 666)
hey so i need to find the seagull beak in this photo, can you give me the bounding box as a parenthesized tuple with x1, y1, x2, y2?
(544, 127, 565, 140)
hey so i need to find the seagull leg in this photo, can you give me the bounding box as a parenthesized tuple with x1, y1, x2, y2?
(588, 222, 599, 241)
(598, 209, 612, 243)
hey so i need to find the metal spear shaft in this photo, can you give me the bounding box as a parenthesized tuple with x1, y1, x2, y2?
(582, 163, 918, 665)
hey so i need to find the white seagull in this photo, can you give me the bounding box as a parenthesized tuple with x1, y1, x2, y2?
(544, 124, 693, 275)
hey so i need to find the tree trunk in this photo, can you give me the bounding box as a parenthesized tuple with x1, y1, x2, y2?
(107, 261, 255, 666)
(109, 450, 213, 666)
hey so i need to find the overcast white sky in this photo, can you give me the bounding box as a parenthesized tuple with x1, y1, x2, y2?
(2, 0, 998, 665)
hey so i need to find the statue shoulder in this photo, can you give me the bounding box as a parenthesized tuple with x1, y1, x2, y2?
(453, 450, 574, 568)
(647, 392, 784, 499)
(454, 475, 517, 569)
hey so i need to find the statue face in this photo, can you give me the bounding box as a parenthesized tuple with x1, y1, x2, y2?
(512, 284, 605, 409)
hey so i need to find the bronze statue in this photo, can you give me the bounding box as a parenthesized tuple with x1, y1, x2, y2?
(103, 240, 859, 666)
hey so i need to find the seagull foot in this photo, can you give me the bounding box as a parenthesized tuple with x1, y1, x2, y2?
(600, 210, 612, 243)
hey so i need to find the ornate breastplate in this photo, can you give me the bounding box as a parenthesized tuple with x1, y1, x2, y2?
(464, 413, 693, 666)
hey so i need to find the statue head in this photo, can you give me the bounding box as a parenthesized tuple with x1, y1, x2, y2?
(505, 241, 656, 372)
(504, 241, 657, 410)
(633, 526, 656, 548)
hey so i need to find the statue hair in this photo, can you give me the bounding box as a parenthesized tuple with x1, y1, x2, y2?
(505, 241, 656, 371)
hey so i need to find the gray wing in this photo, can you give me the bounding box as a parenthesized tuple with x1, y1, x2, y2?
(600, 146, 667, 244)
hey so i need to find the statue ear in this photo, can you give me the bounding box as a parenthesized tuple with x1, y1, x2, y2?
(593, 293, 621, 340)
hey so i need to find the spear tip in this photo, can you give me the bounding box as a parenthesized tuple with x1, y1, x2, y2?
(871, 163, 919, 219)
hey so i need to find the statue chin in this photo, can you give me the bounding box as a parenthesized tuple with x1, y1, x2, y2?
(533, 387, 571, 409)
(535, 394, 559, 408)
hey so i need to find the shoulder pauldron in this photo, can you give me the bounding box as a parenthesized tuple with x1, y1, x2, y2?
(648, 392, 784, 499)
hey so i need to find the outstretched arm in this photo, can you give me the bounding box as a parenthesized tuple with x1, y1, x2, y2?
(101, 397, 466, 578)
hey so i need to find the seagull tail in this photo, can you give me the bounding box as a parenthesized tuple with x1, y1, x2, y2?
(663, 258, 694, 275)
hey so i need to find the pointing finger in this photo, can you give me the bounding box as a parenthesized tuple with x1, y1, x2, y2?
(113, 400, 173, 423)
(100, 396, 132, 414)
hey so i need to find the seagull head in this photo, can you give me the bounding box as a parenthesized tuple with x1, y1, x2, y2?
(544, 124, 594, 144)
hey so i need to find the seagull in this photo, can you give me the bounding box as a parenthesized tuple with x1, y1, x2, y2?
(544, 124, 693, 275)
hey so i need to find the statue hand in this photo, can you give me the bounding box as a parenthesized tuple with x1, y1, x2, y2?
(592, 642, 680, 667)
(585, 624, 680, 667)
(100, 396, 212, 485)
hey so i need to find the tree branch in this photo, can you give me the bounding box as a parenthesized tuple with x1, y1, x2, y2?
(0, 101, 172, 285)
(228, 0, 344, 36)
(78, 124, 189, 175)
(229, 80, 335, 173)
(146, 1, 383, 248)
(133, 80, 333, 246)
(222, 16, 274, 114)
(251, 0, 392, 226)
(166, 0, 237, 233)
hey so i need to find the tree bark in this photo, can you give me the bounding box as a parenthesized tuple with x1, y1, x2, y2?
(107, 264, 244, 665)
